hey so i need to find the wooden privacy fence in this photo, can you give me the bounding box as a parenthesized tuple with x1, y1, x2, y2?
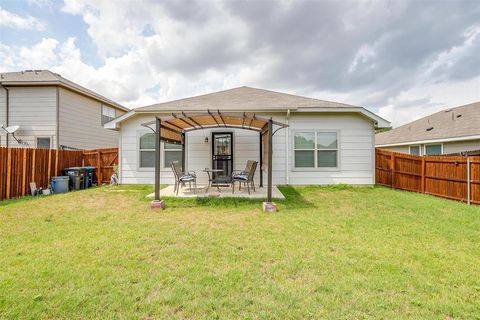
(0, 147, 118, 201)
(376, 149, 480, 205)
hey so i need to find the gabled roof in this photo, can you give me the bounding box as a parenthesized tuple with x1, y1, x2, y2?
(375, 102, 480, 146)
(137, 86, 359, 111)
(0, 70, 128, 111)
(106, 86, 390, 129)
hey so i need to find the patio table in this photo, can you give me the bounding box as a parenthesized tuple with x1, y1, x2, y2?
(203, 168, 227, 193)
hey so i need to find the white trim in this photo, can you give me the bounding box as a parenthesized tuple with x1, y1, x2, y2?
(104, 110, 136, 129)
(376, 134, 480, 147)
(105, 107, 391, 129)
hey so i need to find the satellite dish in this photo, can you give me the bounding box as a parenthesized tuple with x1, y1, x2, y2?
(2, 125, 20, 134)
(1, 124, 27, 145)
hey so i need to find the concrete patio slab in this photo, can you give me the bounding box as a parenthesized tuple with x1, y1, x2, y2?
(146, 185, 285, 199)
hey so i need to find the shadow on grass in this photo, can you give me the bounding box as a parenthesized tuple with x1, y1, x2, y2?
(277, 185, 316, 209)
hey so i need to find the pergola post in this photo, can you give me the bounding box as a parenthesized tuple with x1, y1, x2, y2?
(181, 132, 186, 172)
(267, 119, 273, 202)
(262, 118, 277, 212)
(151, 117, 165, 209)
(259, 131, 263, 188)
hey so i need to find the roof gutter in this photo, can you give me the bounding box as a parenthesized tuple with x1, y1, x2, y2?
(285, 109, 290, 185)
(376, 134, 480, 147)
(106, 106, 391, 129)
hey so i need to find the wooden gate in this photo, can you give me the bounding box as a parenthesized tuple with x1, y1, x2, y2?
(82, 148, 118, 184)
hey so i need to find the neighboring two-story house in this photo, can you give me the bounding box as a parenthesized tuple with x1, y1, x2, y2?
(0, 70, 128, 149)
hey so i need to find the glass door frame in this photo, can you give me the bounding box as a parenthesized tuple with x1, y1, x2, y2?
(211, 132, 234, 183)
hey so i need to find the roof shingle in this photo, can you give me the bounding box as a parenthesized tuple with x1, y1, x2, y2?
(375, 102, 480, 145)
(135, 86, 361, 111)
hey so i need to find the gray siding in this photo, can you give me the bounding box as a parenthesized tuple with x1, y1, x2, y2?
(58, 88, 123, 149)
(1, 87, 57, 148)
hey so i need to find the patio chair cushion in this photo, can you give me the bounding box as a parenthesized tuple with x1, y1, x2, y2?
(179, 174, 195, 182)
(232, 174, 248, 181)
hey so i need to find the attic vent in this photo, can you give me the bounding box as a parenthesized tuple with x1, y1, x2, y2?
(456, 114, 462, 118)
(426, 127, 434, 131)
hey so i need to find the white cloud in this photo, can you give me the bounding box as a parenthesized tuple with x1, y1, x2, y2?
(0, 7, 45, 30)
(1, 1, 479, 125)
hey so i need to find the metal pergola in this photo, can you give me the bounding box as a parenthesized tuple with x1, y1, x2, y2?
(142, 110, 288, 203)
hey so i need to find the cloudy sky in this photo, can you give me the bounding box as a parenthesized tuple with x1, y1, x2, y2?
(0, 0, 479, 127)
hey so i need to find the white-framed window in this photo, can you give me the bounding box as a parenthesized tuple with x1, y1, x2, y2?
(36, 137, 51, 149)
(164, 143, 182, 168)
(139, 133, 155, 168)
(138, 133, 183, 169)
(424, 144, 443, 155)
(409, 145, 421, 156)
(294, 131, 339, 168)
(102, 105, 116, 125)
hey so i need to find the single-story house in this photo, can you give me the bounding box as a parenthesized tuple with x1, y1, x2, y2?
(0, 70, 128, 149)
(106, 86, 390, 187)
(376, 102, 480, 155)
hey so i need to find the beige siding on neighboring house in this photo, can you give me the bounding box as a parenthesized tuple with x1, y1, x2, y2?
(58, 88, 123, 149)
(443, 139, 480, 154)
(4, 87, 57, 148)
(0, 89, 6, 146)
(378, 145, 410, 154)
(118, 112, 376, 186)
(379, 139, 480, 155)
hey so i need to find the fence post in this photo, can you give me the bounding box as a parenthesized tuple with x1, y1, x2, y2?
(6, 148, 12, 199)
(31, 149, 36, 184)
(97, 151, 102, 184)
(47, 149, 52, 179)
(21, 148, 27, 196)
(421, 157, 425, 194)
(391, 153, 396, 189)
(467, 158, 471, 205)
(54, 149, 59, 176)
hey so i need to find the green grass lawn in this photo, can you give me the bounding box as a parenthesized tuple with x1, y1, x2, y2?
(1, 185, 479, 319)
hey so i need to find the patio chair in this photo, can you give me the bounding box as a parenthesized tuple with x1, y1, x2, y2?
(170, 161, 197, 195)
(232, 160, 258, 194)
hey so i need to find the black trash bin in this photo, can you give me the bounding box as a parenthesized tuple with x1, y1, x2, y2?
(82, 166, 96, 188)
(63, 167, 86, 191)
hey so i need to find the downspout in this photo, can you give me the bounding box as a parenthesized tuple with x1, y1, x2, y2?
(0, 83, 9, 147)
(285, 109, 290, 185)
(56, 86, 60, 149)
